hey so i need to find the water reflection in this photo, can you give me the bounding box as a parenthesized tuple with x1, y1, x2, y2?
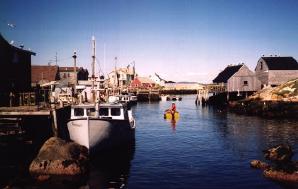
(86, 140, 136, 189)
(164, 118, 178, 132)
(170, 119, 177, 132)
(210, 107, 298, 158)
(0, 138, 35, 188)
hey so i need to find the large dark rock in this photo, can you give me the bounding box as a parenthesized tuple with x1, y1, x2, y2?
(250, 160, 270, 170)
(251, 144, 298, 184)
(264, 169, 298, 183)
(29, 137, 89, 180)
(263, 144, 293, 163)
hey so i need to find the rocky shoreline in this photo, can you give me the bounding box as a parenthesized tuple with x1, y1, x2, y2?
(229, 100, 298, 118)
(229, 78, 298, 119)
(251, 144, 298, 185)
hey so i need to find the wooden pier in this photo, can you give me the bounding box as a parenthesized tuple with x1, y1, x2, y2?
(0, 105, 70, 147)
(137, 89, 160, 102)
(0, 106, 50, 116)
(195, 84, 226, 105)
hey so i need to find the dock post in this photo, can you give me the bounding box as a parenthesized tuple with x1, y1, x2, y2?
(9, 92, 13, 107)
(50, 96, 58, 137)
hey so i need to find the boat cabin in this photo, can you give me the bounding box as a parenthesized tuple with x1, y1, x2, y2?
(98, 103, 129, 120)
(71, 104, 96, 118)
(70, 103, 128, 120)
(119, 95, 130, 103)
(130, 95, 137, 101)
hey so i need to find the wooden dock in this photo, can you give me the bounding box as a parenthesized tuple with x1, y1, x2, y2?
(0, 106, 50, 116)
(0, 105, 70, 147)
(137, 89, 160, 101)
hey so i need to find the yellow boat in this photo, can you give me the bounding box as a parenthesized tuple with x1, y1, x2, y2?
(164, 111, 179, 120)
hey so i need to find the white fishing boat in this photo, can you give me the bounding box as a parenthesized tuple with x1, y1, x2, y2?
(129, 95, 138, 104)
(67, 102, 135, 151)
(108, 94, 137, 105)
(67, 36, 136, 152)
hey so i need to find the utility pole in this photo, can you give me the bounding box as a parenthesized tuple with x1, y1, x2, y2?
(72, 50, 77, 94)
(55, 52, 58, 65)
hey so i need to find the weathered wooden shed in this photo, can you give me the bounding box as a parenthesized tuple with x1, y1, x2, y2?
(0, 34, 35, 92)
(213, 64, 261, 92)
(255, 56, 298, 88)
(0, 33, 35, 106)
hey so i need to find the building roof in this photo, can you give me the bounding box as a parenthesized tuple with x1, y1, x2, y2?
(108, 67, 134, 75)
(31, 65, 59, 84)
(59, 66, 82, 72)
(137, 77, 155, 84)
(261, 57, 298, 70)
(213, 65, 243, 83)
(0, 33, 36, 56)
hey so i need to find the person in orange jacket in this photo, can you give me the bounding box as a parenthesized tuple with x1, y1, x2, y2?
(171, 102, 176, 113)
(166, 102, 176, 114)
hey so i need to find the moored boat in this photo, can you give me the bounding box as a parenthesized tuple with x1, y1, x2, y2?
(166, 96, 182, 101)
(67, 102, 135, 152)
(129, 95, 138, 105)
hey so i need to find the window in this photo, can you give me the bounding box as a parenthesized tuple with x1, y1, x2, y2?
(111, 108, 121, 116)
(74, 108, 84, 116)
(243, 81, 248, 86)
(260, 62, 263, 70)
(87, 108, 96, 116)
(99, 108, 109, 116)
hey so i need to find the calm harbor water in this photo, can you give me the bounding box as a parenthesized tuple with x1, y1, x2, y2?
(1, 94, 298, 189)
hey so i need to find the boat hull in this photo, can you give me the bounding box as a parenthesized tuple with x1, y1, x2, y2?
(166, 96, 182, 101)
(67, 118, 135, 152)
(164, 112, 179, 120)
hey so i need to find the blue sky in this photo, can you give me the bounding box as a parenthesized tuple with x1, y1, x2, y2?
(1, 0, 298, 83)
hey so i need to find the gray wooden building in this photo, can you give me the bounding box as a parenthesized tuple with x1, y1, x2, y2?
(255, 56, 298, 88)
(0, 33, 36, 106)
(213, 64, 261, 92)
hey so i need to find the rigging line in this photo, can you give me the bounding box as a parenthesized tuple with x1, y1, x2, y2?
(57, 57, 72, 63)
(96, 58, 104, 75)
(46, 56, 72, 64)
(56, 56, 72, 61)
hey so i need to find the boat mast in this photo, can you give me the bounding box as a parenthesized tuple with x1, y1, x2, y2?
(91, 36, 96, 102)
(92, 36, 96, 89)
(114, 56, 118, 95)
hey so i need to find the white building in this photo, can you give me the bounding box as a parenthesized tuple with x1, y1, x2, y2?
(255, 56, 298, 88)
(108, 65, 135, 88)
(149, 73, 166, 86)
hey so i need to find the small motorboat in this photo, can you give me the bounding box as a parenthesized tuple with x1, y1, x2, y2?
(166, 96, 182, 101)
(164, 111, 180, 120)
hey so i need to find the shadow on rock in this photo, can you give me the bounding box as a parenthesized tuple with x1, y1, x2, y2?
(251, 144, 298, 186)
